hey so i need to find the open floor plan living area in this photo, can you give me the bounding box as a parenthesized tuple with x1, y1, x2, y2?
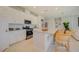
(1, 6, 79, 52)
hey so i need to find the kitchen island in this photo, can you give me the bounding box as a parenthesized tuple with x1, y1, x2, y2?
(33, 29, 54, 52)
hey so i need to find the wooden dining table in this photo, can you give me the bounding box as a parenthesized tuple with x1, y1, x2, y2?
(54, 29, 72, 51)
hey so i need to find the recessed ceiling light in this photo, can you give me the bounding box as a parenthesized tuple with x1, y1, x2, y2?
(41, 11, 44, 13)
(56, 8, 58, 10)
(41, 10, 48, 13)
(33, 6, 36, 8)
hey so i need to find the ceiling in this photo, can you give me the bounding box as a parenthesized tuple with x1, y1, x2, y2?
(23, 6, 79, 18)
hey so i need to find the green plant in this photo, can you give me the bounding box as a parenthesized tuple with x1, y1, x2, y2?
(63, 22, 70, 33)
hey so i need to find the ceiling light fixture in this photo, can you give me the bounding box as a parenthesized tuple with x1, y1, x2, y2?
(56, 7, 58, 10)
(41, 10, 48, 13)
(41, 11, 44, 13)
(33, 6, 36, 8)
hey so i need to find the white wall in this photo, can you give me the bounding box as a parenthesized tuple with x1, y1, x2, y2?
(0, 6, 40, 24)
(47, 16, 79, 34)
(24, 8, 44, 25)
(0, 7, 25, 24)
(62, 16, 78, 30)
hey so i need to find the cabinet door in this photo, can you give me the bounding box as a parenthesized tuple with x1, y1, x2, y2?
(0, 33, 9, 51)
(45, 33, 54, 52)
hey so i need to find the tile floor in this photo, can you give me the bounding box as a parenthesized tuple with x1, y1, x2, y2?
(5, 38, 40, 52)
(4, 37, 79, 52)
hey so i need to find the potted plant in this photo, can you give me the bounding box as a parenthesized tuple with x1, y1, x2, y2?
(63, 22, 70, 34)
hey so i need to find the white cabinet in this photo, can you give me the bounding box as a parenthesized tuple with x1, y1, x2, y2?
(33, 29, 54, 52)
(0, 32, 9, 51)
(9, 30, 26, 45)
(0, 30, 26, 51)
(45, 33, 54, 52)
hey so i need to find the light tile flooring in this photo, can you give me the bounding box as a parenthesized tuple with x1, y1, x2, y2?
(5, 38, 40, 52)
(4, 37, 79, 52)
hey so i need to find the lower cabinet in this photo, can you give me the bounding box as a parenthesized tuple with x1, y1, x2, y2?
(44, 33, 54, 52)
(0, 33, 9, 51)
(0, 30, 26, 51)
(33, 30, 54, 52)
(9, 30, 26, 45)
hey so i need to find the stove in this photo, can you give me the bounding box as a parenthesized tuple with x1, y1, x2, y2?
(26, 28, 33, 39)
(23, 20, 33, 39)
